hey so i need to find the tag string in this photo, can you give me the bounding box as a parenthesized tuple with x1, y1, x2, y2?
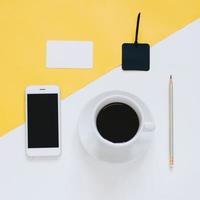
(134, 13, 141, 44)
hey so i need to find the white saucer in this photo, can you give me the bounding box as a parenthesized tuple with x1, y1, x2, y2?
(78, 90, 155, 163)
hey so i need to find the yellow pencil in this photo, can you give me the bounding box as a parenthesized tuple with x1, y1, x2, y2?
(169, 75, 174, 168)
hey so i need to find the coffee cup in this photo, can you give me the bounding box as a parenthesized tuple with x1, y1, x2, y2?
(78, 91, 155, 163)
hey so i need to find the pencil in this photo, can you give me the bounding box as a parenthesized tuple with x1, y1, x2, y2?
(169, 75, 174, 168)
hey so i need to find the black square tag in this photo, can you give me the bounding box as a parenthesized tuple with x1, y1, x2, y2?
(121, 13, 150, 71)
(122, 43, 150, 71)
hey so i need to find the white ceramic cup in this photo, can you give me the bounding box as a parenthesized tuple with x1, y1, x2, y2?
(78, 91, 155, 163)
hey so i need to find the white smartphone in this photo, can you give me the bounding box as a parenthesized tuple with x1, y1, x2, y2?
(25, 85, 61, 157)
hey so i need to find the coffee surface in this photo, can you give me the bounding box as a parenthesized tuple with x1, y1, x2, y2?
(96, 102, 139, 143)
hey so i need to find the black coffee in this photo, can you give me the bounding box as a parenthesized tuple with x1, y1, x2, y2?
(96, 102, 139, 143)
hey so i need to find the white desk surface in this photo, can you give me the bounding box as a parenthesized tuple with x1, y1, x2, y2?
(0, 19, 200, 200)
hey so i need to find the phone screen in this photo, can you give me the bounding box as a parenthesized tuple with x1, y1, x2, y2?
(27, 94, 59, 148)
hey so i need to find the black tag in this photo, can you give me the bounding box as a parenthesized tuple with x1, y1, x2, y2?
(122, 43, 150, 71)
(122, 13, 150, 71)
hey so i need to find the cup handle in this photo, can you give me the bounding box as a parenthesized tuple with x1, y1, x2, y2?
(143, 122, 155, 132)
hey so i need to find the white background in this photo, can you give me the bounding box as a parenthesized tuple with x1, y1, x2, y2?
(0, 19, 200, 200)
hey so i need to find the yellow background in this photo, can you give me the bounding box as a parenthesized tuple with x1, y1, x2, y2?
(0, 0, 199, 136)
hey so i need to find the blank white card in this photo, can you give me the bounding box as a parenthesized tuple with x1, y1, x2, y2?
(46, 41, 93, 68)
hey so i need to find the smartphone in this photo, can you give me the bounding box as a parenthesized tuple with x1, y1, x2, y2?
(25, 85, 61, 157)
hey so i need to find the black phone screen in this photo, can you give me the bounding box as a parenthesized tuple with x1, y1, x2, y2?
(27, 94, 59, 148)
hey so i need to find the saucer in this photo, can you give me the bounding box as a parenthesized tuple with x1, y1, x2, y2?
(78, 90, 155, 163)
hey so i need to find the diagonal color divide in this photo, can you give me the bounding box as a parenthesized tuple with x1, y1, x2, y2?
(0, 0, 199, 136)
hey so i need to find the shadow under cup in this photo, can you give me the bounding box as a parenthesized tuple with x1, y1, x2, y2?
(96, 102, 140, 143)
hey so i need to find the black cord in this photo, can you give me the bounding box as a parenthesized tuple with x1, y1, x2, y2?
(134, 13, 141, 44)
